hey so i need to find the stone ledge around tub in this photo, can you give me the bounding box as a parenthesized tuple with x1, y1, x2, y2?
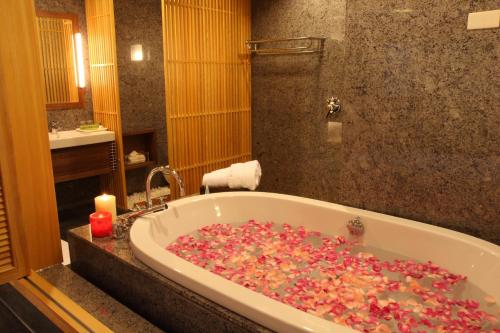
(38, 264, 162, 333)
(68, 225, 273, 333)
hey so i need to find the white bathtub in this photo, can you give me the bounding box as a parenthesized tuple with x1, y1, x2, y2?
(130, 192, 500, 333)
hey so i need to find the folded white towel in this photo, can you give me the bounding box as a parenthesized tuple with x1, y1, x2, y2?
(202, 167, 230, 187)
(127, 156, 146, 164)
(227, 160, 262, 191)
(128, 150, 145, 159)
(201, 160, 262, 191)
(127, 150, 146, 164)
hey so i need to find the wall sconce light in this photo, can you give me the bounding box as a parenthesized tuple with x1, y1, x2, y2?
(131, 44, 143, 61)
(74, 33, 85, 88)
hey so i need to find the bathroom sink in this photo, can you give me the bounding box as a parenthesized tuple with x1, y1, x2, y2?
(49, 130, 115, 149)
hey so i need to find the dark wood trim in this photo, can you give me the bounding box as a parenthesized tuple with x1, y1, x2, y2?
(124, 160, 156, 171)
(54, 168, 113, 183)
(45, 87, 85, 110)
(123, 129, 156, 137)
(51, 143, 114, 184)
(35, 10, 80, 32)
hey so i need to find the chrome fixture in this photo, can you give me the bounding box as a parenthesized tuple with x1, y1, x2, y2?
(50, 120, 59, 134)
(326, 97, 341, 118)
(246, 37, 325, 55)
(347, 216, 364, 236)
(146, 165, 185, 208)
(113, 165, 185, 239)
(113, 203, 167, 239)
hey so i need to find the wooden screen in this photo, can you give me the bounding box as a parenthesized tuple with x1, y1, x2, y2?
(0, 173, 15, 275)
(0, 0, 61, 278)
(162, 0, 252, 197)
(37, 16, 79, 105)
(85, 0, 127, 208)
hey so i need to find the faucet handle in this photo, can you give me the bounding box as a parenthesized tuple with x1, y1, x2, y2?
(132, 202, 143, 211)
(50, 120, 60, 134)
(326, 97, 341, 118)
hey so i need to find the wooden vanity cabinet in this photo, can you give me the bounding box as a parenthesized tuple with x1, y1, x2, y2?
(51, 142, 117, 183)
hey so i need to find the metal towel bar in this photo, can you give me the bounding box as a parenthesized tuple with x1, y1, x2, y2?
(245, 37, 325, 55)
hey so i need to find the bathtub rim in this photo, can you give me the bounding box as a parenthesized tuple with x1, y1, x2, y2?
(130, 191, 499, 333)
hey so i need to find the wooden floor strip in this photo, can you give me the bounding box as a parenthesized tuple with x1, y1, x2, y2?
(10, 271, 112, 333)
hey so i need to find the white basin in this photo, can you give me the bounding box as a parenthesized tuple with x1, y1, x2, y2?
(49, 130, 115, 149)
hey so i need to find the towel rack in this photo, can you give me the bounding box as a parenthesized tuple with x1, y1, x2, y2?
(245, 37, 325, 55)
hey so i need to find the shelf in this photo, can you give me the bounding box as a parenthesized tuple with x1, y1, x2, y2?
(123, 129, 158, 173)
(125, 160, 156, 171)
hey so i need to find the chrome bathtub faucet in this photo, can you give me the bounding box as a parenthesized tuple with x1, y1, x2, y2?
(113, 165, 185, 239)
(146, 165, 185, 208)
(347, 216, 364, 236)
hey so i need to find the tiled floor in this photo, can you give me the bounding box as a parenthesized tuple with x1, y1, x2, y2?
(0, 204, 85, 331)
(39, 265, 163, 332)
(0, 198, 162, 331)
(0, 284, 61, 333)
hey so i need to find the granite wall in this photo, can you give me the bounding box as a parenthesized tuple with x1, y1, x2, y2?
(114, 0, 168, 194)
(252, 0, 347, 201)
(35, 0, 93, 130)
(252, 0, 500, 243)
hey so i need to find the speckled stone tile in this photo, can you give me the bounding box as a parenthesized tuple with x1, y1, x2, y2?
(251, 0, 499, 244)
(35, 0, 94, 130)
(252, 0, 347, 204)
(68, 225, 273, 333)
(114, 0, 168, 194)
(38, 264, 163, 333)
(340, 0, 500, 244)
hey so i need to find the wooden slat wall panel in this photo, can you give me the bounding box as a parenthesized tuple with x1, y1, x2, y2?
(85, 0, 127, 208)
(0, 174, 14, 274)
(37, 17, 78, 104)
(162, 0, 252, 197)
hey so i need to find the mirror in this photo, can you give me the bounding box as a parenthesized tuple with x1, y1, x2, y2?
(36, 11, 85, 110)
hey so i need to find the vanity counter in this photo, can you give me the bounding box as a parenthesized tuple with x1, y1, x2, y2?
(49, 130, 115, 150)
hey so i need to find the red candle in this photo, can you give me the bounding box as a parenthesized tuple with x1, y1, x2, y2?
(89, 211, 112, 237)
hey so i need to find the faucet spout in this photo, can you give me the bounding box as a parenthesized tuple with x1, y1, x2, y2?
(146, 165, 185, 208)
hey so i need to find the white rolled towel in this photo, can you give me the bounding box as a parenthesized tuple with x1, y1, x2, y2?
(202, 167, 230, 188)
(227, 160, 262, 191)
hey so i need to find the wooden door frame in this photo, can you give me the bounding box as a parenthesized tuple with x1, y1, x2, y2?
(0, 0, 62, 282)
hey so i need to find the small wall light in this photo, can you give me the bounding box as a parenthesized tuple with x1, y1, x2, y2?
(131, 44, 143, 62)
(74, 33, 85, 88)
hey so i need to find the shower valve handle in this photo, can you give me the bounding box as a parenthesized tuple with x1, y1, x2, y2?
(326, 97, 341, 118)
